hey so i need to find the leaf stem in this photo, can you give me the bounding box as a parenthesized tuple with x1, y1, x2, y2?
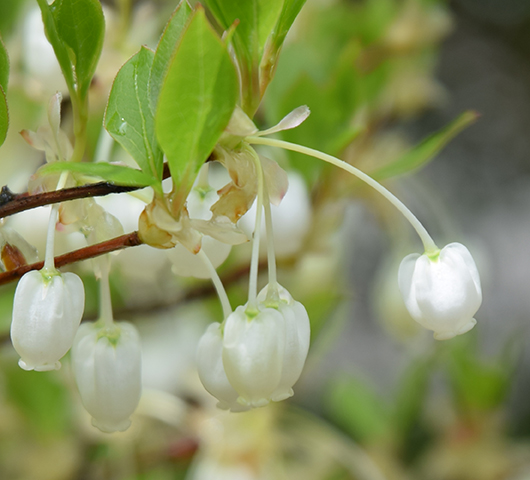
(246, 137, 439, 254)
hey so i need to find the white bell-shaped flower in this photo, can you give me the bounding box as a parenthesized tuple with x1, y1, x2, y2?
(71, 321, 142, 433)
(11, 270, 85, 371)
(196, 322, 249, 412)
(257, 284, 311, 401)
(398, 242, 482, 340)
(222, 305, 285, 408)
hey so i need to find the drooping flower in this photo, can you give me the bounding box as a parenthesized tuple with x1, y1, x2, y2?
(196, 322, 249, 412)
(398, 242, 482, 340)
(222, 304, 285, 408)
(197, 285, 311, 410)
(71, 321, 142, 433)
(11, 269, 85, 371)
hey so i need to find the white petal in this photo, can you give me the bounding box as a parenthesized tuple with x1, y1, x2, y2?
(443, 242, 482, 297)
(168, 236, 231, 279)
(72, 322, 142, 433)
(192, 217, 248, 245)
(196, 323, 248, 412)
(260, 156, 289, 206)
(397, 252, 422, 320)
(186, 188, 219, 221)
(47, 93, 62, 144)
(257, 284, 311, 401)
(272, 300, 311, 401)
(11, 270, 85, 371)
(239, 172, 312, 258)
(257, 106, 311, 137)
(222, 306, 284, 407)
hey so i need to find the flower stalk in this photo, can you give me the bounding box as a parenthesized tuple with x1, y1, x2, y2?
(246, 136, 439, 255)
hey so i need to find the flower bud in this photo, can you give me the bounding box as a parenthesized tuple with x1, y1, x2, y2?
(222, 305, 285, 408)
(71, 321, 142, 433)
(398, 242, 482, 340)
(196, 322, 249, 412)
(11, 270, 85, 371)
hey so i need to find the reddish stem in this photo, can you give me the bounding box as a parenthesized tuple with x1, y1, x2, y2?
(0, 231, 142, 286)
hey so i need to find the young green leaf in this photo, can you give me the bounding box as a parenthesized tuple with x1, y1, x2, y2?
(260, 0, 307, 94)
(0, 37, 8, 93)
(36, 0, 105, 100)
(0, 87, 7, 147)
(155, 6, 238, 201)
(373, 111, 479, 180)
(205, 0, 282, 114)
(39, 162, 156, 187)
(149, 1, 192, 113)
(105, 47, 163, 182)
(205, 0, 282, 57)
(270, 0, 307, 48)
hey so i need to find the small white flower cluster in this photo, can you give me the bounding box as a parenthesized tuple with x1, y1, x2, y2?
(197, 283, 310, 411)
(10, 261, 142, 433)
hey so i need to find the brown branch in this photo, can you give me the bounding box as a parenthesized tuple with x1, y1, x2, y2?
(0, 231, 142, 286)
(0, 163, 171, 219)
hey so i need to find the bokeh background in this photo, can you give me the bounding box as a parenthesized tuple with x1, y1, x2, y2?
(1, 0, 530, 479)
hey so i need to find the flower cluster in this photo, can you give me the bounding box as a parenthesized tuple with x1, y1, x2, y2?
(7, 102, 483, 434)
(198, 283, 310, 410)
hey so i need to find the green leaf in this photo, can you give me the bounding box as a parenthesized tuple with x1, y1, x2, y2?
(39, 162, 156, 187)
(259, 0, 307, 95)
(205, 0, 282, 58)
(156, 6, 238, 199)
(373, 111, 479, 180)
(0, 36, 8, 93)
(37, 0, 105, 100)
(105, 47, 163, 182)
(0, 86, 7, 147)
(325, 376, 391, 444)
(267, 0, 306, 52)
(149, 1, 192, 113)
(205, 0, 282, 114)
